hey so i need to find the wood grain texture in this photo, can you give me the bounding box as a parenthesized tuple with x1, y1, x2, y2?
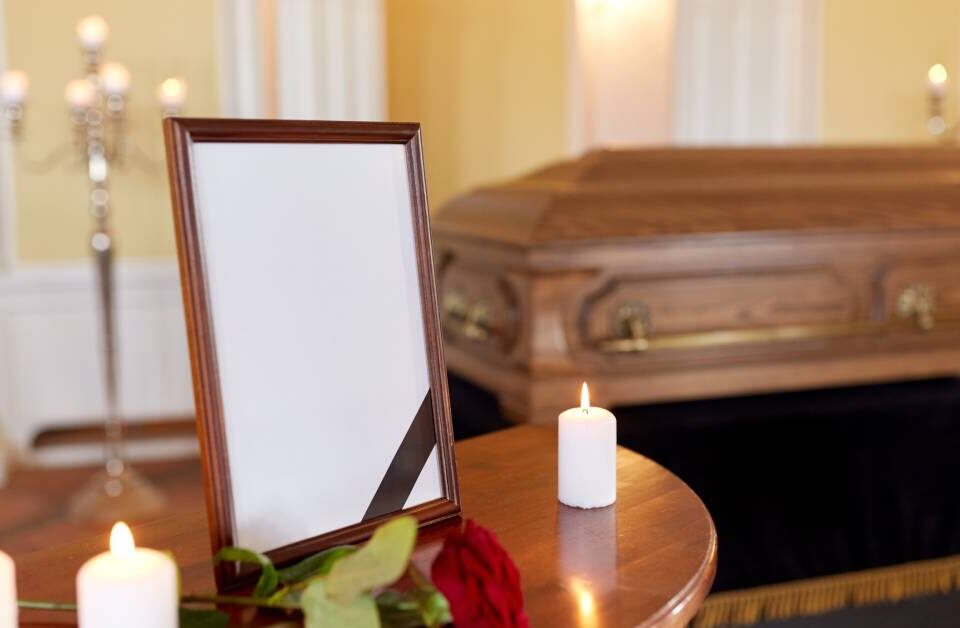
(163, 118, 460, 590)
(434, 146, 960, 246)
(433, 147, 960, 423)
(6, 426, 716, 627)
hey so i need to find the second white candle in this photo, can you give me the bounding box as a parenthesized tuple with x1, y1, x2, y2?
(558, 383, 617, 509)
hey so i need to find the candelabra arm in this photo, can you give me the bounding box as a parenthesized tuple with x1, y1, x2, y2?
(10, 141, 83, 174)
(125, 142, 165, 175)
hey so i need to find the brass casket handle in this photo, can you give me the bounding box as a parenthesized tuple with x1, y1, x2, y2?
(598, 303, 652, 353)
(897, 283, 936, 331)
(442, 291, 495, 342)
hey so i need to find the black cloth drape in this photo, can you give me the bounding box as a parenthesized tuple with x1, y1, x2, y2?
(449, 373, 960, 592)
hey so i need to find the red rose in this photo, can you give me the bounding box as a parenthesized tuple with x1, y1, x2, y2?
(431, 520, 529, 628)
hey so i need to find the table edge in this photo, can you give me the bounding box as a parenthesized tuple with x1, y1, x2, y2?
(638, 494, 718, 628)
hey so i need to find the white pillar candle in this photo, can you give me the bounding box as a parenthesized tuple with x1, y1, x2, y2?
(77, 522, 178, 628)
(558, 383, 617, 508)
(0, 550, 16, 627)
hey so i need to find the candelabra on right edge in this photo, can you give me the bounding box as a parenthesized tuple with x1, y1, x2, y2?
(927, 63, 953, 141)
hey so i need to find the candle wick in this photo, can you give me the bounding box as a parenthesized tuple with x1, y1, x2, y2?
(582, 407, 589, 414)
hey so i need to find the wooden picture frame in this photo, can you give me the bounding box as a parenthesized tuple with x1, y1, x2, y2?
(163, 118, 461, 591)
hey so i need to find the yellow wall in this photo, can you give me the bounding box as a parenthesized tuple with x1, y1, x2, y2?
(820, 0, 960, 143)
(8, 1, 959, 260)
(386, 0, 571, 210)
(4, 0, 219, 261)
(6, 0, 571, 260)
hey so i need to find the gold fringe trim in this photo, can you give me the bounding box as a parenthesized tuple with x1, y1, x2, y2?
(693, 554, 960, 627)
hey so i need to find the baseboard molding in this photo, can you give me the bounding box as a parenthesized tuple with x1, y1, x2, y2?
(0, 260, 194, 458)
(30, 438, 200, 469)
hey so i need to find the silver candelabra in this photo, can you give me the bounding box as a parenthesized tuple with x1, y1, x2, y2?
(1, 15, 187, 522)
(926, 63, 955, 141)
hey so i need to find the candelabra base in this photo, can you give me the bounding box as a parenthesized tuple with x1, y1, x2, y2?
(68, 466, 167, 523)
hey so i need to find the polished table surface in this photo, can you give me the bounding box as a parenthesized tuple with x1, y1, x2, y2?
(5, 426, 716, 627)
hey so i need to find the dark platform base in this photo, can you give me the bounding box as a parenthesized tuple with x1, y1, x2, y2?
(447, 373, 960, 593)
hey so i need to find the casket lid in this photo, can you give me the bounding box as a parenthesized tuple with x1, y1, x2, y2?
(432, 146, 960, 247)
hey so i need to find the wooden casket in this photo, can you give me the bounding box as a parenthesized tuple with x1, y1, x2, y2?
(431, 147, 960, 423)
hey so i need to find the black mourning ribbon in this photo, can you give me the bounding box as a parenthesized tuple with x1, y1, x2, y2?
(362, 390, 436, 520)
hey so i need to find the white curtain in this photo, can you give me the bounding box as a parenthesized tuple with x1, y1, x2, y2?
(673, 0, 821, 145)
(217, 0, 386, 121)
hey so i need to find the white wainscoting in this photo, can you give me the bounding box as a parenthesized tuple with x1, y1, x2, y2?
(0, 261, 194, 460)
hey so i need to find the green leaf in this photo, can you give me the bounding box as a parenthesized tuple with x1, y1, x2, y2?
(326, 516, 418, 603)
(302, 579, 380, 628)
(407, 565, 452, 627)
(266, 584, 296, 606)
(213, 547, 279, 598)
(375, 591, 423, 628)
(411, 589, 452, 628)
(375, 583, 452, 628)
(278, 546, 358, 585)
(178, 607, 230, 628)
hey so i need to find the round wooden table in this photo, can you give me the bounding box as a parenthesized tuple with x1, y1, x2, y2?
(10, 426, 716, 627)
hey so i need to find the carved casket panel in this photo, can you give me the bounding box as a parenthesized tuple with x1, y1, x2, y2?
(433, 147, 960, 423)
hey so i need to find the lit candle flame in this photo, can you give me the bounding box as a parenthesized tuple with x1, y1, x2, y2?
(580, 382, 590, 412)
(929, 63, 949, 86)
(109, 521, 136, 559)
